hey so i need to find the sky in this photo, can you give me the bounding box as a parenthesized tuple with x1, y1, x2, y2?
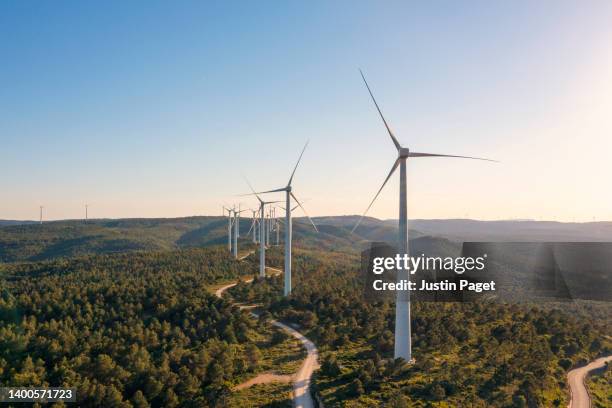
(1, 1, 612, 222)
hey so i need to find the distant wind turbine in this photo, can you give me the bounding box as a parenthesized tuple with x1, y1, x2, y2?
(247, 209, 259, 243)
(223, 206, 234, 253)
(39, 206, 44, 224)
(353, 70, 497, 363)
(274, 208, 280, 246)
(245, 178, 280, 277)
(233, 205, 247, 259)
(245, 142, 318, 296)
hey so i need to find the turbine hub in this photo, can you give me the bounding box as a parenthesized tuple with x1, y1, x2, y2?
(286, 185, 292, 192)
(399, 147, 410, 158)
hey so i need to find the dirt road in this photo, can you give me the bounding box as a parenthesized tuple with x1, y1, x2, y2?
(567, 354, 612, 408)
(215, 265, 318, 408)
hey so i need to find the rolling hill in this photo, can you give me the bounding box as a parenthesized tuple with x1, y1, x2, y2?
(2, 215, 611, 263)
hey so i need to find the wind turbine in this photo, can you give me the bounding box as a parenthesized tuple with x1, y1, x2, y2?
(247, 209, 259, 243)
(85, 204, 89, 223)
(245, 179, 280, 277)
(353, 70, 497, 363)
(223, 206, 234, 253)
(39, 206, 44, 224)
(246, 142, 318, 296)
(233, 205, 247, 259)
(267, 208, 272, 246)
(274, 208, 280, 246)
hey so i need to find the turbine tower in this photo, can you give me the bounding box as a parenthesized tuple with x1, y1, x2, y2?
(276, 202, 301, 246)
(352, 70, 496, 362)
(266, 208, 272, 245)
(246, 142, 318, 296)
(85, 204, 89, 222)
(39, 206, 44, 224)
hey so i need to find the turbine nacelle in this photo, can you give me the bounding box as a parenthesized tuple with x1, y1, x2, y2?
(399, 147, 410, 158)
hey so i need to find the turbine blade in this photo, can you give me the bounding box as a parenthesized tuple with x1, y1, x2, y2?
(247, 218, 255, 235)
(241, 176, 263, 203)
(359, 69, 401, 151)
(408, 152, 498, 162)
(290, 192, 318, 232)
(239, 187, 286, 197)
(263, 200, 283, 205)
(288, 141, 309, 186)
(351, 158, 400, 233)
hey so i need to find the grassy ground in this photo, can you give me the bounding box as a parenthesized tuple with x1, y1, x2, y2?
(314, 337, 570, 408)
(210, 268, 305, 406)
(232, 322, 306, 385)
(227, 382, 293, 407)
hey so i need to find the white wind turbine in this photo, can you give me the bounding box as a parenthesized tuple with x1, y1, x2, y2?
(233, 205, 248, 259)
(245, 179, 281, 277)
(353, 70, 497, 362)
(223, 206, 234, 253)
(246, 142, 318, 296)
(274, 208, 280, 246)
(247, 209, 259, 243)
(267, 207, 273, 246)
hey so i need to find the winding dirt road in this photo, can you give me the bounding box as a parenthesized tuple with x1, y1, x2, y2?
(215, 264, 319, 408)
(567, 354, 612, 408)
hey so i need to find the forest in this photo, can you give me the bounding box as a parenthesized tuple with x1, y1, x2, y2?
(0, 218, 610, 407)
(229, 246, 612, 407)
(0, 247, 297, 407)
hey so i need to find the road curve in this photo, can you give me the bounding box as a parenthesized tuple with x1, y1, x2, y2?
(567, 354, 612, 408)
(215, 266, 319, 408)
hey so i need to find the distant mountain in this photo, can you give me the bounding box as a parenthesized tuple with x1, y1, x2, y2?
(401, 219, 612, 242)
(311, 216, 612, 242)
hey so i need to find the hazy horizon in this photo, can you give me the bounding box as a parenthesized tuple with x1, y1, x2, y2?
(3, 214, 610, 224)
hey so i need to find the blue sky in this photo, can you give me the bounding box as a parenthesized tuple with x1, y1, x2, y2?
(2, 1, 612, 221)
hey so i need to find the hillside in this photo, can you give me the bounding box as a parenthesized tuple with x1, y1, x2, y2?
(0, 217, 234, 262)
(3, 216, 612, 264)
(0, 247, 308, 407)
(0, 216, 402, 263)
(229, 247, 612, 407)
(0, 220, 38, 227)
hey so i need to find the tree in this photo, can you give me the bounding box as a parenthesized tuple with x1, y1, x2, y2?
(559, 358, 572, 370)
(386, 392, 409, 408)
(321, 354, 341, 376)
(131, 390, 149, 408)
(430, 383, 446, 400)
(512, 393, 527, 408)
(162, 388, 179, 408)
(348, 379, 364, 397)
(245, 343, 261, 371)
